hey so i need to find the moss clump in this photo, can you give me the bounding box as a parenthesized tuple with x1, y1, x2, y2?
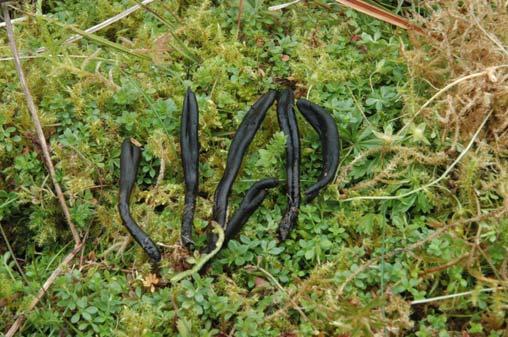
(0, 0, 507, 336)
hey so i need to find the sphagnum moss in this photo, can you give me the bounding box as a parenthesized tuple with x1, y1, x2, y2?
(0, 1, 507, 336)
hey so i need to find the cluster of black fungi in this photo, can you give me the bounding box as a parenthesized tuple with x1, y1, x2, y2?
(118, 88, 340, 266)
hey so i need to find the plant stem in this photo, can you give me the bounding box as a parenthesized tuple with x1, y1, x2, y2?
(411, 287, 502, 305)
(170, 223, 224, 284)
(3, 4, 81, 246)
(237, 0, 244, 36)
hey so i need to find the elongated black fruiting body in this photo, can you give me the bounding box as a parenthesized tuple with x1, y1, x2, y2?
(213, 91, 277, 227)
(296, 99, 340, 202)
(204, 178, 279, 253)
(118, 139, 161, 261)
(208, 90, 276, 249)
(180, 88, 199, 250)
(224, 178, 279, 245)
(276, 89, 301, 241)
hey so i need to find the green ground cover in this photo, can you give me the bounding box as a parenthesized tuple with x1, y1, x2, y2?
(1, 1, 507, 336)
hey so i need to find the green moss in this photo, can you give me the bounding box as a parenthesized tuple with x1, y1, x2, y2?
(0, 0, 506, 336)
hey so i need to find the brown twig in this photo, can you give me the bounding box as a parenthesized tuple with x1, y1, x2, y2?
(78, 229, 90, 269)
(237, 0, 244, 37)
(420, 253, 469, 278)
(2, 4, 81, 246)
(5, 242, 83, 337)
(410, 287, 503, 305)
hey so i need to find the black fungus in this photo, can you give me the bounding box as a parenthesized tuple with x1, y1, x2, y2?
(209, 91, 277, 246)
(224, 178, 279, 245)
(276, 89, 301, 241)
(296, 98, 340, 202)
(180, 88, 200, 250)
(118, 139, 161, 262)
(205, 178, 278, 253)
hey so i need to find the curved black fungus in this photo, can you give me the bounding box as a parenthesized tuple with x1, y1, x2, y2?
(205, 178, 279, 253)
(296, 98, 340, 202)
(209, 90, 277, 246)
(180, 88, 200, 250)
(224, 178, 279, 246)
(276, 89, 301, 241)
(118, 139, 161, 262)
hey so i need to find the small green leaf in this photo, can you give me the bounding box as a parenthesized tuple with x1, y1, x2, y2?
(70, 313, 80, 323)
(76, 297, 87, 309)
(176, 318, 192, 337)
(82, 311, 92, 321)
(86, 306, 98, 314)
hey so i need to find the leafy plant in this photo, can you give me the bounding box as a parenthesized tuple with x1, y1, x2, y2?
(0, 1, 506, 336)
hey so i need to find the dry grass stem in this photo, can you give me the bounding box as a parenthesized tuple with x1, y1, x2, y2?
(3, 4, 81, 246)
(411, 287, 502, 305)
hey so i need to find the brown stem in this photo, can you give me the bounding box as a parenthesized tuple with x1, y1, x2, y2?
(2, 4, 81, 246)
(237, 0, 244, 37)
(420, 253, 469, 278)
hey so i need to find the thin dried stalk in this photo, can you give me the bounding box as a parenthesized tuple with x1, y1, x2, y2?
(268, 0, 424, 34)
(237, 0, 244, 33)
(411, 287, 502, 305)
(0, 223, 28, 284)
(2, 4, 81, 246)
(44, 16, 150, 61)
(268, 0, 302, 11)
(0, 14, 28, 28)
(420, 253, 469, 277)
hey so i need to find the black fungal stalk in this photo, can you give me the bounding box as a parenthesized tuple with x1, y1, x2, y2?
(118, 139, 161, 262)
(276, 89, 301, 241)
(296, 98, 340, 202)
(180, 88, 200, 250)
(205, 178, 278, 253)
(209, 91, 277, 246)
(224, 178, 279, 246)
